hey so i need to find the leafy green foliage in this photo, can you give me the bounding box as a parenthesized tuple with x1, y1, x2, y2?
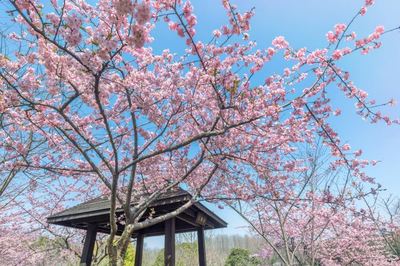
(224, 248, 261, 266)
(95, 241, 135, 266)
(124, 243, 136, 265)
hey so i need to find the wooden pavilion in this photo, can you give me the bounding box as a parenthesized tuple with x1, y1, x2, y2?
(47, 189, 227, 266)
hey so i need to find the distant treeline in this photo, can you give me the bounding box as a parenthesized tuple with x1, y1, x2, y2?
(139, 232, 264, 266)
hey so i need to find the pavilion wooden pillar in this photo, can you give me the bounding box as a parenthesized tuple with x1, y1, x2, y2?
(80, 223, 97, 266)
(134, 233, 144, 266)
(164, 218, 176, 266)
(197, 227, 206, 266)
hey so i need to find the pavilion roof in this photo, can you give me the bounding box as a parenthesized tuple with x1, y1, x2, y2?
(47, 188, 227, 237)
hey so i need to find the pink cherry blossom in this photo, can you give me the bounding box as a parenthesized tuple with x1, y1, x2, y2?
(272, 36, 289, 49)
(332, 49, 342, 60)
(342, 143, 351, 151)
(360, 6, 368, 15)
(134, 2, 151, 25)
(335, 23, 347, 35)
(365, 0, 375, 7)
(326, 31, 337, 43)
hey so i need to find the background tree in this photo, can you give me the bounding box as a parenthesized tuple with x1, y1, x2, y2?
(224, 248, 261, 266)
(229, 141, 400, 265)
(152, 242, 198, 266)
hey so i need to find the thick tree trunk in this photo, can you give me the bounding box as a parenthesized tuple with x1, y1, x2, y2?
(107, 224, 134, 266)
(107, 243, 127, 266)
(108, 243, 118, 266)
(117, 231, 132, 266)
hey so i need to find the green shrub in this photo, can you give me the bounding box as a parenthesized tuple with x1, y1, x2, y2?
(224, 248, 261, 266)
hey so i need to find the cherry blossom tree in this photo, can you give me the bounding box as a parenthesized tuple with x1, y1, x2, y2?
(0, 0, 399, 265)
(0, 139, 99, 265)
(229, 142, 400, 265)
(1, 80, 98, 264)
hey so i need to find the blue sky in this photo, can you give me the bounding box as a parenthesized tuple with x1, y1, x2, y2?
(144, 0, 400, 248)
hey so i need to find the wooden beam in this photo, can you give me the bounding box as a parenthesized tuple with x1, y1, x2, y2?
(164, 218, 175, 266)
(80, 223, 97, 266)
(197, 227, 206, 266)
(135, 233, 144, 266)
(176, 213, 199, 227)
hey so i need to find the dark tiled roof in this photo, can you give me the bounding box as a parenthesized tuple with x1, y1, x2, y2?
(48, 188, 190, 219)
(47, 188, 227, 236)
